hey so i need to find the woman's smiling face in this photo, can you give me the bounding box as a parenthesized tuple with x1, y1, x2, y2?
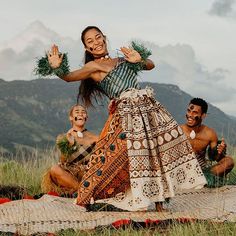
(83, 28, 107, 58)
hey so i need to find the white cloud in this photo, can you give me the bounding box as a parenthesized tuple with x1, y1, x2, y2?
(0, 21, 236, 117)
(139, 41, 236, 107)
(208, 0, 236, 17)
(0, 21, 82, 80)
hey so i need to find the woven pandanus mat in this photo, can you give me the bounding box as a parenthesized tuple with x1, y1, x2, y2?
(1, 186, 236, 234)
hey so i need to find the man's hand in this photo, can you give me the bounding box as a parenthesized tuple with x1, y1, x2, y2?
(217, 138, 227, 156)
(47, 44, 63, 69)
(120, 47, 142, 63)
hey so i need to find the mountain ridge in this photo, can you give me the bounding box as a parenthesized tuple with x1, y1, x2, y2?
(1, 79, 236, 154)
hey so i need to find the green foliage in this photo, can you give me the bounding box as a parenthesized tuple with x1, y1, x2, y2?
(57, 135, 78, 157)
(126, 41, 152, 74)
(35, 53, 70, 77)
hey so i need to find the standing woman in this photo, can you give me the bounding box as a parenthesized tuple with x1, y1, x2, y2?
(40, 26, 206, 211)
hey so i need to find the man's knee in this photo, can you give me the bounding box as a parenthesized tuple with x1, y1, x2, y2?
(218, 156, 234, 170)
(210, 156, 234, 176)
(225, 156, 235, 170)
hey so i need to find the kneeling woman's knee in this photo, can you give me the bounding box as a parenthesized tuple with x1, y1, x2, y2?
(50, 164, 63, 177)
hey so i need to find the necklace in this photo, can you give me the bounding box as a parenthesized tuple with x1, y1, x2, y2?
(189, 130, 196, 139)
(73, 128, 87, 138)
(100, 54, 110, 60)
(187, 124, 201, 140)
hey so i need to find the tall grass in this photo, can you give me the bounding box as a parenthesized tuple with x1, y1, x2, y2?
(1, 146, 235, 196)
(55, 221, 236, 236)
(0, 147, 57, 195)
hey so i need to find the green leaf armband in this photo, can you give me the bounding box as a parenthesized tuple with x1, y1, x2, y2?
(34, 53, 70, 78)
(126, 41, 152, 74)
(56, 135, 77, 157)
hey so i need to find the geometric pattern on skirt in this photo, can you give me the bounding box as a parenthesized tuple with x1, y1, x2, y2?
(77, 113, 130, 205)
(114, 88, 206, 209)
(77, 87, 207, 210)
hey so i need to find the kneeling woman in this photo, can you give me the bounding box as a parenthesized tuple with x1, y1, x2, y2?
(41, 104, 98, 194)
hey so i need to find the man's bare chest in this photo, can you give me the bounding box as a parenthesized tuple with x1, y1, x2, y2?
(188, 136, 209, 152)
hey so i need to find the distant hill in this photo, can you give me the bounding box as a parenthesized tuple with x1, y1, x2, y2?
(1, 79, 236, 153)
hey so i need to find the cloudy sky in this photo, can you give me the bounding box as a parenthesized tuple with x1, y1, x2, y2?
(0, 0, 236, 116)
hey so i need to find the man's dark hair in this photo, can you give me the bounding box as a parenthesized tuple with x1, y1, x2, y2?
(189, 98, 208, 114)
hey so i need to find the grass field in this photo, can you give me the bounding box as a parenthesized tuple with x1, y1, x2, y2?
(0, 147, 236, 235)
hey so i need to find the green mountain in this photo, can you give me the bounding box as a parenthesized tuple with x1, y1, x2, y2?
(1, 78, 236, 153)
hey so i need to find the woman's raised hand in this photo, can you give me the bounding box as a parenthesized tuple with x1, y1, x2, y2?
(120, 47, 142, 63)
(47, 44, 63, 69)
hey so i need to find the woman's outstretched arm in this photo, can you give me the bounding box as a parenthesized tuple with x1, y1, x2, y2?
(47, 45, 109, 82)
(143, 59, 155, 70)
(60, 61, 109, 82)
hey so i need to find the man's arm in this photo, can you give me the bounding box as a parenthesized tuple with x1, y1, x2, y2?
(208, 129, 226, 161)
(47, 45, 111, 82)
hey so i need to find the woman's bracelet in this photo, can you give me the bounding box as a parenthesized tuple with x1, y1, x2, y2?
(140, 59, 147, 69)
(35, 53, 70, 78)
(126, 41, 151, 73)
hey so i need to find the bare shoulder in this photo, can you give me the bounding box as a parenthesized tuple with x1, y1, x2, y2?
(203, 125, 216, 134)
(86, 131, 99, 142)
(202, 125, 218, 140)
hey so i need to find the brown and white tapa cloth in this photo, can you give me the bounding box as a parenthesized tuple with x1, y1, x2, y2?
(78, 87, 207, 210)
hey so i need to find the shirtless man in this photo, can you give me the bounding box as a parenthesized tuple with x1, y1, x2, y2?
(181, 98, 234, 182)
(42, 104, 98, 194)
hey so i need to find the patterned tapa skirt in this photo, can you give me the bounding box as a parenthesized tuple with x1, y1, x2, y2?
(77, 87, 207, 210)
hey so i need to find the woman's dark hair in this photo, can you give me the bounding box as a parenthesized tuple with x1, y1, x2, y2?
(78, 26, 107, 107)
